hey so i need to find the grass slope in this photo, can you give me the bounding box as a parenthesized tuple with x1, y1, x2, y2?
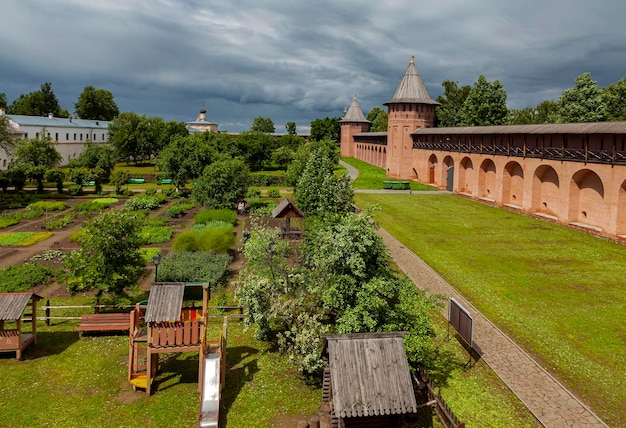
(355, 193, 626, 426)
(342, 157, 437, 191)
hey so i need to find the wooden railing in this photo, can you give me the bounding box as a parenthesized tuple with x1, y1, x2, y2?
(415, 367, 465, 428)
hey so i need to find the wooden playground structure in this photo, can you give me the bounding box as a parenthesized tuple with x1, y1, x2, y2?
(128, 282, 227, 398)
(0, 292, 42, 360)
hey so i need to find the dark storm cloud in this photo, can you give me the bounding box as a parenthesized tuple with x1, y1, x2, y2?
(1, 0, 625, 131)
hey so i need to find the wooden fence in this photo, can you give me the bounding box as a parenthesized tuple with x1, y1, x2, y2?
(415, 367, 465, 428)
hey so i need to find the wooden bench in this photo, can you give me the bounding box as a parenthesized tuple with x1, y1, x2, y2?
(77, 313, 130, 333)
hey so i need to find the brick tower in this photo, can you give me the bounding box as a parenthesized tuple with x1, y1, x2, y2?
(339, 95, 370, 158)
(384, 56, 438, 178)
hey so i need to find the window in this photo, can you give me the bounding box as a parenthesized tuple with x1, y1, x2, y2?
(55, 133, 58, 142)
(102, 133, 105, 141)
(24, 133, 28, 139)
(66, 133, 69, 140)
(93, 134, 96, 141)
(80, 134, 83, 141)
(73, 133, 76, 140)
(36, 132, 39, 139)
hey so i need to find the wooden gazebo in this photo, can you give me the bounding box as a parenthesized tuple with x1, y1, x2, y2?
(129, 282, 209, 395)
(322, 332, 418, 428)
(271, 198, 305, 240)
(0, 292, 42, 360)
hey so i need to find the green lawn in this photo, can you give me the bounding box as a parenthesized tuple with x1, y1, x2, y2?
(0, 297, 321, 428)
(355, 193, 626, 427)
(342, 157, 437, 191)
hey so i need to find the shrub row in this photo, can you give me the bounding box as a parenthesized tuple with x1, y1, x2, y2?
(0, 263, 59, 292)
(194, 209, 237, 225)
(249, 174, 286, 187)
(156, 251, 232, 285)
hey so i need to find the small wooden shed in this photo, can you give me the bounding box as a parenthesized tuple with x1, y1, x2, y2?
(322, 332, 418, 428)
(0, 292, 42, 360)
(271, 198, 305, 239)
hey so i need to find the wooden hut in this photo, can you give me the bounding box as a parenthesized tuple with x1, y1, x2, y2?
(129, 282, 209, 395)
(0, 292, 42, 360)
(322, 332, 418, 428)
(271, 198, 305, 239)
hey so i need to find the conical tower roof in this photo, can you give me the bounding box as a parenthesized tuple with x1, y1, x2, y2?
(384, 56, 439, 105)
(340, 95, 370, 123)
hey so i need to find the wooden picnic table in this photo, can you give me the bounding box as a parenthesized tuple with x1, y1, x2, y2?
(76, 312, 130, 333)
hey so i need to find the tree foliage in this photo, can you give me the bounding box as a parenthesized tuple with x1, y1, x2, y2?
(603, 76, 626, 121)
(309, 117, 340, 142)
(7, 82, 68, 117)
(285, 121, 297, 135)
(251, 116, 275, 133)
(192, 158, 249, 208)
(74, 85, 119, 120)
(435, 80, 471, 127)
(63, 210, 144, 296)
(366, 107, 388, 132)
(294, 144, 352, 217)
(12, 134, 62, 192)
(554, 72, 605, 123)
(68, 142, 116, 183)
(460, 75, 508, 126)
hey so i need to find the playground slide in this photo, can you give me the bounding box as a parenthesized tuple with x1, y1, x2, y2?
(199, 353, 220, 428)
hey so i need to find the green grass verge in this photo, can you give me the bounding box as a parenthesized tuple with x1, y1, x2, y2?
(342, 157, 437, 190)
(355, 193, 626, 426)
(0, 297, 321, 428)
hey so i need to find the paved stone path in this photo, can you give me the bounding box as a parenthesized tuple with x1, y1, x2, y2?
(378, 227, 609, 428)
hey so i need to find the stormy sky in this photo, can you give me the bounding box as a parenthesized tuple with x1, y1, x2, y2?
(2, 0, 625, 132)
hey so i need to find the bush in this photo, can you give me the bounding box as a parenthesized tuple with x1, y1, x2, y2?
(167, 205, 186, 218)
(0, 263, 58, 292)
(26, 201, 68, 212)
(247, 187, 261, 198)
(197, 224, 235, 253)
(194, 209, 237, 225)
(67, 184, 83, 196)
(42, 212, 77, 230)
(192, 221, 232, 233)
(156, 251, 231, 284)
(266, 189, 281, 198)
(139, 225, 174, 244)
(0, 232, 53, 246)
(171, 231, 200, 251)
(125, 194, 165, 211)
(145, 188, 157, 196)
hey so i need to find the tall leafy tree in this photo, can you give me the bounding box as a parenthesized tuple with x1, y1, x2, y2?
(236, 131, 275, 171)
(603, 76, 626, 121)
(554, 72, 605, 123)
(294, 145, 353, 217)
(0, 92, 7, 108)
(285, 121, 297, 135)
(192, 158, 249, 208)
(12, 134, 62, 192)
(68, 142, 116, 183)
(251, 116, 275, 133)
(7, 82, 68, 117)
(366, 107, 388, 132)
(435, 80, 471, 127)
(460, 75, 508, 126)
(74, 85, 120, 120)
(309, 117, 340, 142)
(63, 210, 144, 296)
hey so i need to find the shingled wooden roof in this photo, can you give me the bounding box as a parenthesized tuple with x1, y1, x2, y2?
(323, 332, 417, 419)
(144, 283, 186, 323)
(0, 292, 41, 321)
(271, 198, 305, 219)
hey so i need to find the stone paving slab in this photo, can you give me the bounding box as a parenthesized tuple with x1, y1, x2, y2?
(378, 228, 609, 428)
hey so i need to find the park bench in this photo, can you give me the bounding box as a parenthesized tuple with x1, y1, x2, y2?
(76, 313, 130, 333)
(127, 178, 145, 184)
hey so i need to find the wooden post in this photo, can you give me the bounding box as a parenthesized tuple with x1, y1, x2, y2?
(309, 414, 320, 428)
(95, 298, 100, 314)
(319, 414, 331, 428)
(45, 299, 50, 326)
(31, 298, 37, 344)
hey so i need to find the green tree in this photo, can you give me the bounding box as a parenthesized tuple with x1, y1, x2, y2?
(110, 171, 129, 195)
(366, 107, 388, 132)
(285, 140, 338, 187)
(460, 75, 508, 126)
(12, 133, 62, 192)
(285, 121, 297, 135)
(7, 82, 68, 117)
(68, 142, 116, 182)
(535, 100, 558, 124)
(554, 72, 605, 123)
(74, 85, 120, 120)
(251, 116, 275, 133)
(0, 93, 7, 108)
(44, 167, 65, 193)
(271, 146, 295, 170)
(3, 164, 27, 191)
(236, 131, 276, 171)
(0, 116, 18, 154)
(603, 76, 626, 121)
(63, 210, 144, 296)
(294, 146, 353, 217)
(192, 158, 249, 208)
(435, 80, 471, 127)
(157, 133, 225, 189)
(508, 107, 537, 125)
(309, 117, 340, 142)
